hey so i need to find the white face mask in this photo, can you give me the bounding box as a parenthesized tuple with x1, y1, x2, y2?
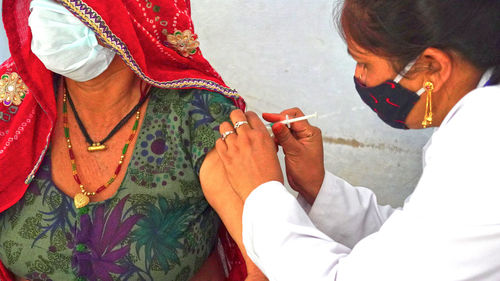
(28, 0, 115, 82)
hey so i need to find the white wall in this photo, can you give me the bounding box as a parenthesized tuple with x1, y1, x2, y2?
(0, 0, 432, 207)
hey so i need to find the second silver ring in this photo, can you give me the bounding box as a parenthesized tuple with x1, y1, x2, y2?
(234, 121, 249, 129)
(221, 130, 236, 141)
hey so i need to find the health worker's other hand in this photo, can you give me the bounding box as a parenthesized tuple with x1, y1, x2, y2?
(216, 109, 284, 202)
(263, 108, 325, 205)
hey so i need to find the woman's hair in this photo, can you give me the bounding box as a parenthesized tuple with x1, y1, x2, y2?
(337, 0, 500, 84)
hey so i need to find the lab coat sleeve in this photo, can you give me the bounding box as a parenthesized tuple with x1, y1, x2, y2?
(306, 171, 398, 247)
(242, 181, 351, 281)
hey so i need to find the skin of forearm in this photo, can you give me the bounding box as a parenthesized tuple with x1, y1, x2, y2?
(200, 150, 266, 278)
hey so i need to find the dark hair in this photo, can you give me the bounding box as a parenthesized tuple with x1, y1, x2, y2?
(337, 0, 500, 84)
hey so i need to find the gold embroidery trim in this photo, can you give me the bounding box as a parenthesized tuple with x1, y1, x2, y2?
(0, 72, 27, 107)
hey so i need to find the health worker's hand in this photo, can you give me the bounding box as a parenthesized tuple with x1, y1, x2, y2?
(216, 109, 284, 202)
(200, 150, 269, 281)
(263, 108, 325, 205)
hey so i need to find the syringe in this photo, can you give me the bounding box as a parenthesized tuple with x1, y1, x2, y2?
(266, 112, 318, 136)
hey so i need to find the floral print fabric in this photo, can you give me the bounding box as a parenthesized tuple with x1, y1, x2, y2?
(0, 88, 236, 281)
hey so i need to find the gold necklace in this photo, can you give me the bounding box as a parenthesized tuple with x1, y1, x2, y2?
(63, 91, 142, 208)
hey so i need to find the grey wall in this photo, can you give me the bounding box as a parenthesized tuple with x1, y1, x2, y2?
(0, 0, 432, 207)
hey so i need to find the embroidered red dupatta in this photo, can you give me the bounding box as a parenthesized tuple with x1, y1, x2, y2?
(0, 0, 246, 279)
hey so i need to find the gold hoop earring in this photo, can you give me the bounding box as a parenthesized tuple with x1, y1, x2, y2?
(422, 81, 434, 128)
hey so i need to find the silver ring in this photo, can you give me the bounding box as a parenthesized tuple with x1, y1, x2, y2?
(234, 121, 249, 129)
(221, 130, 236, 141)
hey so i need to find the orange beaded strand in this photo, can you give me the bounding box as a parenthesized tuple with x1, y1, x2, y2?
(63, 91, 142, 208)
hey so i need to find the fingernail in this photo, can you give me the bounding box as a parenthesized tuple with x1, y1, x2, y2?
(272, 122, 285, 134)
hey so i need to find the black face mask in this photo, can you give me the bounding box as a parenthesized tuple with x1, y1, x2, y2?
(353, 60, 425, 129)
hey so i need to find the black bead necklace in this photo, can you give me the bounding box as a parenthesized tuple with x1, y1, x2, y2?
(64, 80, 151, 152)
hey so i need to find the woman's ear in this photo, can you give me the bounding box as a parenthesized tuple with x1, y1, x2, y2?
(418, 47, 453, 92)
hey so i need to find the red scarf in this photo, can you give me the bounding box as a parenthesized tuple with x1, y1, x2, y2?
(0, 0, 246, 279)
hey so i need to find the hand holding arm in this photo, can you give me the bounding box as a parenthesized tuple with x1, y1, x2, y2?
(215, 109, 284, 202)
(200, 149, 268, 281)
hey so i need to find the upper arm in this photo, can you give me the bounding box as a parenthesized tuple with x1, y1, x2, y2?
(187, 91, 236, 175)
(199, 148, 226, 207)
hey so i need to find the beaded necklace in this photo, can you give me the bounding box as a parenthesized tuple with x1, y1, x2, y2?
(62, 87, 148, 208)
(65, 82, 149, 152)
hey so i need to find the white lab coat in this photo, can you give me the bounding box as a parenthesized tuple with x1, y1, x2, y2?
(242, 72, 500, 281)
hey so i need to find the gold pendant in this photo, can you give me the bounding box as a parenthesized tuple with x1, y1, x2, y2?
(422, 114, 433, 128)
(74, 193, 90, 208)
(87, 143, 107, 152)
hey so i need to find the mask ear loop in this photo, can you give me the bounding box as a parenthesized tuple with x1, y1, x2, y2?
(416, 87, 426, 96)
(394, 58, 425, 96)
(394, 59, 418, 83)
(394, 58, 426, 97)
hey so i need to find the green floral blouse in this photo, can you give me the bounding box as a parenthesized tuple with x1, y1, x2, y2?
(0, 87, 236, 281)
